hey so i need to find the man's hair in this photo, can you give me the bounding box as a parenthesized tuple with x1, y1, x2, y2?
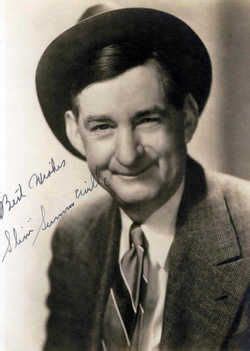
(70, 41, 188, 116)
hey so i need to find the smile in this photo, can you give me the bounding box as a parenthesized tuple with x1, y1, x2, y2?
(114, 164, 154, 179)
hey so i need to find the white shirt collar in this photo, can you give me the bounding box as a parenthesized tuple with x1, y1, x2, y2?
(119, 179, 185, 269)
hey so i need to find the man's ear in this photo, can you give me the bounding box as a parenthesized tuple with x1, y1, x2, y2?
(183, 93, 199, 144)
(64, 110, 86, 157)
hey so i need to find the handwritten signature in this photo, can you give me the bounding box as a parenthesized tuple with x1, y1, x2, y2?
(1, 201, 75, 262)
(1, 172, 101, 262)
(75, 174, 98, 199)
(2, 226, 34, 263)
(0, 201, 3, 219)
(33, 201, 75, 246)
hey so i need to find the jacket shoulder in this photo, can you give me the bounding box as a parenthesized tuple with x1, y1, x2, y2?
(207, 170, 250, 209)
(207, 170, 250, 255)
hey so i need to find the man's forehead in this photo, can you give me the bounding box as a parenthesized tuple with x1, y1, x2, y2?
(75, 61, 167, 115)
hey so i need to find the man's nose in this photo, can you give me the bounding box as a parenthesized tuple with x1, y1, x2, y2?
(115, 128, 142, 167)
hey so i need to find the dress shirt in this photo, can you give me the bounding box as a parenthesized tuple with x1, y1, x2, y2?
(119, 180, 184, 351)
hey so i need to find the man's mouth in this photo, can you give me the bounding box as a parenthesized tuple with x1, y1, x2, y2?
(114, 164, 154, 178)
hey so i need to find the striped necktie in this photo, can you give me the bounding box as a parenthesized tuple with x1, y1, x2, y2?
(102, 223, 149, 350)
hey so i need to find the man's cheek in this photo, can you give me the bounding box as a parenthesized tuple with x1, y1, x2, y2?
(145, 130, 173, 151)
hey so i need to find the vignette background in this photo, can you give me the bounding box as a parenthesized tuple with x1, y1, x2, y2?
(1, 0, 250, 350)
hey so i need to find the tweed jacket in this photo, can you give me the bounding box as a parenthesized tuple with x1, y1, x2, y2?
(43, 158, 250, 351)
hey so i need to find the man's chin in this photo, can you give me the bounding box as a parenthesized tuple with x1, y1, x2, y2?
(106, 185, 158, 206)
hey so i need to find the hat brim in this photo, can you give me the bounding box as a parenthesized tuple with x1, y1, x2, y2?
(36, 7, 212, 160)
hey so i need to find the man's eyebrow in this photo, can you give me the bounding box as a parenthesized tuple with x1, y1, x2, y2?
(134, 106, 167, 119)
(84, 115, 113, 126)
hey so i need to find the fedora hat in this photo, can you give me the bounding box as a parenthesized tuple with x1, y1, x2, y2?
(36, 3, 212, 159)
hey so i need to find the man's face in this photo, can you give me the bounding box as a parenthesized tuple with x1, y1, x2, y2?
(66, 61, 197, 208)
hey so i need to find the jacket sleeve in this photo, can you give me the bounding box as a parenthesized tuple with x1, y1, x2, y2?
(43, 227, 85, 351)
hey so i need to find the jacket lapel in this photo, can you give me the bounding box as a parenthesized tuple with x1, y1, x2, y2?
(86, 199, 122, 350)
(68, 197, 121, 350)
(161, 158, 250, 350)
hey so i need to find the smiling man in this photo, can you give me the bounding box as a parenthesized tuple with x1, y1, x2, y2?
(65, 57, 194, 222)
(36, 3, 250, 351)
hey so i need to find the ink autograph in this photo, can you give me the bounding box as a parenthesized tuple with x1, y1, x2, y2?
(0, 157, 66, 220)
(1, 157, 99, 263)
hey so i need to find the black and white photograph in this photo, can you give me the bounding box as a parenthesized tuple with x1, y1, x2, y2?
(1, 1, 250, 350)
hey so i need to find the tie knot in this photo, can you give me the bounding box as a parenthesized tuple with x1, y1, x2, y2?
(129, 223, 145, 248)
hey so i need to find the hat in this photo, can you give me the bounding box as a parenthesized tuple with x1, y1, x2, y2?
(36, 3, 212, 159)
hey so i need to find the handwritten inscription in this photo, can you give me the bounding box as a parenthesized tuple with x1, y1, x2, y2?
(33, 202, 75, 246)
(28, 158, 66, 189)
(0, 201, 3, 219)
(1, 169, 100, 262)
(0, 184, 27, 219)
(0, 157, 66, 220)
(75, 174, 98, 199)
(2, 226, 34, 263)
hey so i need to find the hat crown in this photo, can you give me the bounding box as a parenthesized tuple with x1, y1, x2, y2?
(78, 3, 118, 23)
(36, 6, 212, 160)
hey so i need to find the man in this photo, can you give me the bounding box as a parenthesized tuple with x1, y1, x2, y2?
(36, 3, 250, 351)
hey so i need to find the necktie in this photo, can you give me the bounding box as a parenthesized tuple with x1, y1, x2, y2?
(102, 223, 149, 350)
